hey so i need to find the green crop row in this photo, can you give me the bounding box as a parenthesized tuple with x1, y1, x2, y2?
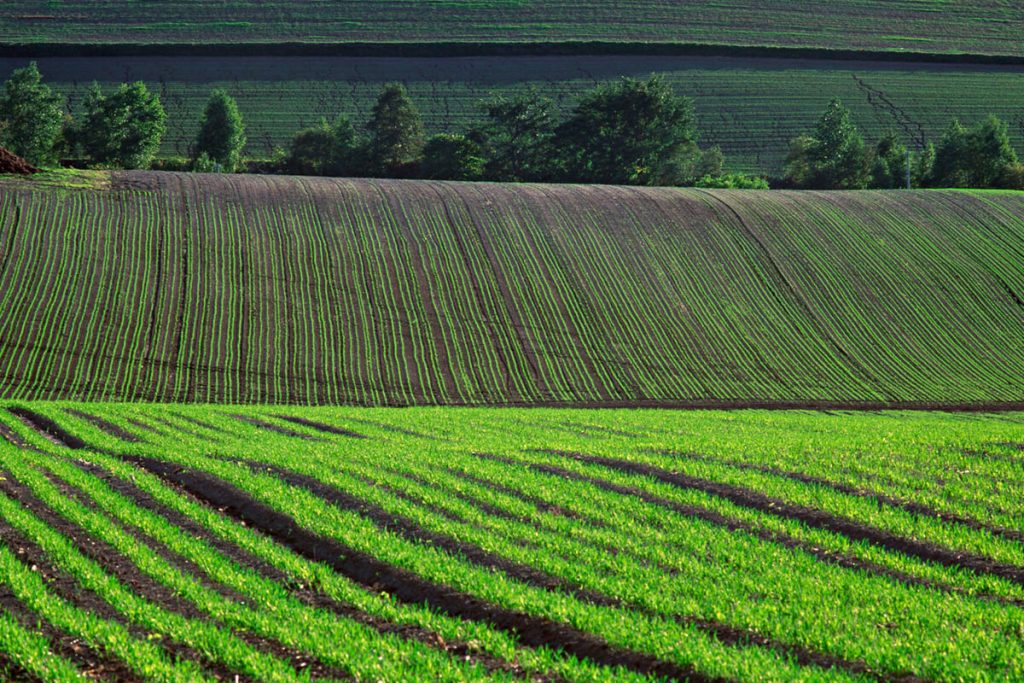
(2, 175, 1024, 406)
(2, 1, 1023, 56)
(1, 404, 1021, 681)
(3, 55, 1024, 174)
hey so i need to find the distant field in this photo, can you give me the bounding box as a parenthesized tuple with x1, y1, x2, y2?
(1, 171, 1023, 406)
(0, 404, 1022, 681)
(4, 55, 1024, 174)
(2, 1, 1023, 57)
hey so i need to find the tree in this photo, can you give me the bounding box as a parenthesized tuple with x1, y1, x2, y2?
(365, 83, 424, 176)
(422, 133, 484, 180)
(472, 88, 558, 182)
(0, 62, 64, 166)
(809, 99, 869, 189)
(783, 135, 817, 188)
(696, 146, 725, 179)
(869, 131, 909, 189)
(555, 76, 697, 185)
(79, 82, 166, 169)
(285, 115, 359, 176)
(931, 116, 1018, 188)
(194, 89, 246, 172)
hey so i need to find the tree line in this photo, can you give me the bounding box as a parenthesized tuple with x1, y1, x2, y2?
(1, 62, 1021, 190)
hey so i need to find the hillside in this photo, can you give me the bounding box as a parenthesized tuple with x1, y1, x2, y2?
(1, 171, 1023, 407)
(2, 1, 1023, 58)
(7, 55, 1024, 174)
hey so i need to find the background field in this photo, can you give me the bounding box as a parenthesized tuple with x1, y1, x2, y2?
(5, 55, 1023, 175)
(1, 171, 1023, 407)
(0, 404, 1022, 682)
(2, 1, 1023, 57)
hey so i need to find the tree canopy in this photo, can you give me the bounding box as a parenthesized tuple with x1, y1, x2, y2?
(0, 62, 64, 166)
(194, 89, 246, 172)
(79, 82, 166, 169)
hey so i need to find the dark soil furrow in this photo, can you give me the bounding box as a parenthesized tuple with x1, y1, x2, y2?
(122, 454, 723, 683)
(272, 415, 366, 438)
(444, 466, 597, 524)
(340, 417, 444, 441)
(8, 407, 87, 450)
(168, 411, 235, 435)
(65, 458, 554, 681)
(546, 451, 1024, 588)
(0, 476, 245, 682)
(64, 409, 144, 443)
(142, 455, 924, 683)
(478, 453, 1024, 609)
(230, 414, 325, 441)
(0, 469, 306, 682)
(221, 456, 618, 608)
(126, 417, 169, 437)
(656, 450, 1024, 544)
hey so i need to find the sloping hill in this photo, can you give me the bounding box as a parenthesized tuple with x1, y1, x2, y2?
(2, 1, 1023, 58)
(0, 171, 1023, 406)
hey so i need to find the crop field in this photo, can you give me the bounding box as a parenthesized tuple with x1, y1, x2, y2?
(0, 404, 1020, 681)
(1, 1, 1023, 57)
(5, 55, 1024, 174)
(1, 171, 1024, 407)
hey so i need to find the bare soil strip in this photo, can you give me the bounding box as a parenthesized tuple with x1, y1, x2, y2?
(657, 450, 1024, 544)
(121, 454, 721, 683)
(229, 414, 326, 441)
(64, 409, 144, 444)
(216, 456, 915, 683)
(66, 458, 556, 681)
(549, 451, 1024, 587)
(8, 407, 88, 450)
(0, 475, 244, 682)
(495, 453, 1023, 608)
(273, 414, 366, 438)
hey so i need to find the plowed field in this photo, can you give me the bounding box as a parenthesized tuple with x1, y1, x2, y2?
(1, 172, 1024, 407)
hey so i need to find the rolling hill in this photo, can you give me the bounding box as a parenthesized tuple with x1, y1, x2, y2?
(0, 171, 1022, 407)
(2, 1, 1023, 58)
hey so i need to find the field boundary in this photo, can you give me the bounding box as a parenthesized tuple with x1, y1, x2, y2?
(3, 41, 1024, 66)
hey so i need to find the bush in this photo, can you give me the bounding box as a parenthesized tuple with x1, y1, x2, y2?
(695, 173, 769, 189)
(0, 62, 64, 166)
(79, 82, 166, 169)
(194, 89, 246, 172)
(421, 133, 484, 181)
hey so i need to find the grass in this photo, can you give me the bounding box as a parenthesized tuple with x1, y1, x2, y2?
(1, 172, 1023, 407)
(5, 55, 1024, 174)
(0, 404, 1021, 681)
(2, 1, 1024, 57)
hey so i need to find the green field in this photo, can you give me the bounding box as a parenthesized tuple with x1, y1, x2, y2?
(1, 171, 1023, 407)
(0, 404, 1021, 681)
(5, 55, 1024, 174)
(1, 1, 1023, 57)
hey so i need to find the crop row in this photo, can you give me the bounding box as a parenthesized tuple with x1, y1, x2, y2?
(0, 404, 1021, 681)
(3, 55, 1024, 173)
(2, 174, 1024, 406)
(2, 1, 1023, 56)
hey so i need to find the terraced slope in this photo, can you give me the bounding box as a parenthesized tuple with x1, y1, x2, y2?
(1, 172, 1024, 407)
(0, 405, 1022, 681)
(2, 1, 1023, 57)
(8, 55, 1024, 174)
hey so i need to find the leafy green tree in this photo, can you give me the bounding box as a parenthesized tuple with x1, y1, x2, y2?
(79, 82, 166, 169)
(285, 115, 359, 176)
(365, 83, 424, 176)
(472, 88, 558, 182)
(555, 76, 697, 185)
(0, 62, 64, 166)
(785, 100, 869, 189)
(931, 116, 1018, 188)
(421, 133, 484, 180)
(870, 131, 909, 189)
(696, 145, 725, 179)
(194, 89, 246, 172)
(694, 173, 769, 189)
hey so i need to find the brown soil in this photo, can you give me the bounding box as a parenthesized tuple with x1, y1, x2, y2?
(553, 451, 1024, 587)
(656, 450, 1024, 544)
(121, 453, 720, 683)
(0, 148, 38, 175)
(273, 414, 366, 438)
(67, 457, 556, 681)
(64, 409, 144, 443)
(230, 414, 325, 441)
